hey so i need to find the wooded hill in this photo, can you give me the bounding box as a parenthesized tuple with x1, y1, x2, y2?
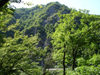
(7, 2, 71, 48)
(0, 2, 100, 75)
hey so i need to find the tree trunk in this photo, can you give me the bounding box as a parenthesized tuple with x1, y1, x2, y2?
(43, 66, 46, 75)
(63, 51, 66, 75)
(42, 57, 46, 75)
(72, 49, 77, 70)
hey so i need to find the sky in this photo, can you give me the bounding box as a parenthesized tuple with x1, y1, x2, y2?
(11, 0, 100, 15)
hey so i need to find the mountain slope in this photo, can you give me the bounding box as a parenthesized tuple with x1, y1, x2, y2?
(7, 2, 71, 48)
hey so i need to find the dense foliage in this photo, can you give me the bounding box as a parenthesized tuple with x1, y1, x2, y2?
(52, 10, 100, 75)
(0, 2, 100, 75)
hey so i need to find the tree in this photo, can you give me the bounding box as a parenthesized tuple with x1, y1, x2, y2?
(0, 15, 43, 74)
(52, 17, 68, 75)
(0, 0, 21, 8)
(0, 33, 43, 74)
(0, 2, 13, 47)
(52, 9, 100, 71)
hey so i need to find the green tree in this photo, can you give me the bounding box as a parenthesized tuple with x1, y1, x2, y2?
(52, 9, 100, 72)
(0, 34, 43, 75)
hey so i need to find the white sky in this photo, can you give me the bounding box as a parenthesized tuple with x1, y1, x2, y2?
(11, 0, 100, 15)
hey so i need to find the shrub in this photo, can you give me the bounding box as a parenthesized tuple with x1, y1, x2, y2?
(87, 54, 100, 66)
(75, 66, 100, 75)
(76, 57, 86, 66)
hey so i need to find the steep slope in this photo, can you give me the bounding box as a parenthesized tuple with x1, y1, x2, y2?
(7, 2, 71, 48)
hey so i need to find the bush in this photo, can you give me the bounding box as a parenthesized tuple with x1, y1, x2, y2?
(87, 54, 100, 66)
(76, 57, 86, 66)
(66, 66, 100, 75)
(75, 66, 100, 75)
(45, 70, 62, 75)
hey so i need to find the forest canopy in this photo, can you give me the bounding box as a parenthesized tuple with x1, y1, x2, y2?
(0, 1, 100, 75)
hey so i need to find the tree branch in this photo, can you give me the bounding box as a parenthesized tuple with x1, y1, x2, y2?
(0, 0, 21, 8)
(0, 0, 9, 8)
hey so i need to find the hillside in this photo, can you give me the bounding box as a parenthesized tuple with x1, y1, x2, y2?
(7, 2, 71, 48)
(0, 1, 100, 75)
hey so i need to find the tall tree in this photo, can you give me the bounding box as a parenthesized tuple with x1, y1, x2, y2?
(52, 9, 100, 71)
